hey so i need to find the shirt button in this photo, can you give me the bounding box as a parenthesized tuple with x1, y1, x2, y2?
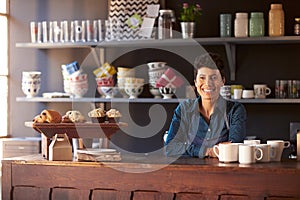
(208, 128, 211, 132)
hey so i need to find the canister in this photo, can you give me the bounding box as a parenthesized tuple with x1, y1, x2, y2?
(268, 4, 285, 36)
(249, 12, 265, 37)
(158, 9, 174, 39)
(234, 12, 248, 37)
(294, 18, 300, 35)
(220, 14, 232, 37)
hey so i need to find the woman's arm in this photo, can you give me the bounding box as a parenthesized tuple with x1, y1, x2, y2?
(228, 103, 247, 142)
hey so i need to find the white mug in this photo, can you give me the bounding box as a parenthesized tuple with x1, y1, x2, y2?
(239, 144, 263, 164)
(267, 140, 290, 161)
(244, 139, 261, 145)
(213, 143, 239, 163)
(233, 88, 243, 99)
(253, 84, 271, 99)
(256, 144, 272, 162)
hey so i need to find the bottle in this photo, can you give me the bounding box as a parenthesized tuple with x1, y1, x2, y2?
(234, 12, 248, 37)
(268, 4, 284, 36)
(249, 12, 265, 37)
(158, 9, 174, 39)
(294, 18, 300, 36)
(220, 14, 232, 37)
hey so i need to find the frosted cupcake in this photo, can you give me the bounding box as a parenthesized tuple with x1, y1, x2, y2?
(106, 109, 122, 123)
(88, 108, 106, 123)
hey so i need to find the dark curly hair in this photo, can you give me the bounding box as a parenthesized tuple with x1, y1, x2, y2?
(193, 52, 225, 80)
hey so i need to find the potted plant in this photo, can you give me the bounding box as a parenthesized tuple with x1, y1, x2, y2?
(179, 3, 202, 38)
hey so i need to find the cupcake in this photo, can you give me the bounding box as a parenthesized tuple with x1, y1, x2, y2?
(106, 109, 122, 123)
(64, 110, 86, 123)
(88, 108, 106, 123)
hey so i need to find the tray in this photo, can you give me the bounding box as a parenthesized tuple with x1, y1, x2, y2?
(25, 121, 127, 139)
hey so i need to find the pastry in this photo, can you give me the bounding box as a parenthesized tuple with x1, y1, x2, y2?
(33, 109, 62, 123)
(106, 109, 122, 123)
(64, 110, 86, 123)
(88, 108, 106, 123)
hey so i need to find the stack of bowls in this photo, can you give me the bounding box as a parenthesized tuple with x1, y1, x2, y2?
(147, 62, 167, 98)
(22, 71, 41, 98)
(117, 67, 135, 98)
(124, 77, 144, 99)
(95, 77, 116, 98)
(69, 73, 88, 98)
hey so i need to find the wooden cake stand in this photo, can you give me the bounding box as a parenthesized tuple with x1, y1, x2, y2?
(25, 122, 127, 159)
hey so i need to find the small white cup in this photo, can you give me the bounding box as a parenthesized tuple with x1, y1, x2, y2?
(242, 90, 254, 99)
(239, 144, 263, 164)
(267, 140, 290, 161)
(233, 88, 243, 99)
(213, 143, 240, 163)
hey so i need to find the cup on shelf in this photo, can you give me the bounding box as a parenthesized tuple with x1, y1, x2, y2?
(242, 90, 254, 99)
(253, 84, 271, 99)
(21, 71, 41, 98)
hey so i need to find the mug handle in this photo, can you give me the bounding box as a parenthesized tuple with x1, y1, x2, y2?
(255, 147, 263, 161)
(284, 141, 291, 148)
(213, 145, 220, 158)
(266, 87, 271, 95)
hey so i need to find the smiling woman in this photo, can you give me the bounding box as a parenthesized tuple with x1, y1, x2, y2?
(0, 0, 8, 137)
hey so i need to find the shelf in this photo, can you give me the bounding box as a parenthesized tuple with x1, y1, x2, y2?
(16, 97, 185, 103)
(16, 36, 300, 81)
(16, 96, 300, 104)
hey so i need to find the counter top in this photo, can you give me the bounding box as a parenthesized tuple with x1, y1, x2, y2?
(2, 154, 300, 200)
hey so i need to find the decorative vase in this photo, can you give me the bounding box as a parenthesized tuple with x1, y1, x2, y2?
(180, 22, 196, 39)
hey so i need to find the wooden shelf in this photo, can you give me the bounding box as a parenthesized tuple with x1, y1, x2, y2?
(16, 96, 300, 104)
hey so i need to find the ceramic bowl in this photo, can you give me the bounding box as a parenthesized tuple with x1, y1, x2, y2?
(69, 80, 88, 98)
(124, 77, 145, 85)
(124, 85, 144, 99)
(96, 77, 114, 87)
(149, 87, 162, 99)
(159, 87, 176, 99)
(147, 62, 167, 71)
(99, 86, 118, 99)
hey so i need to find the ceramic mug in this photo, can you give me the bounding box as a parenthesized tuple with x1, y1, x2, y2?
(244, 139, 261, 145)
(213, 143, 239, 163)
(233, 88, 243, 99)
(256, 144, 272, 162)
(239, 144, 263, 164)
(231, 85, 243, 98)
(253, 84, 271, 99)
(220, 85, 231, 99)
(267, 140, 290, 161)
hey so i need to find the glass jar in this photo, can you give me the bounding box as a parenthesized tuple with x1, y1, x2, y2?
(268, 4, 285, 36)
(294, 18, 300, 36)
(249, 12, 265, 37)
(220, 14, 232, 37)
(158, 9, 174, 39)
(234, 12, 248, 37)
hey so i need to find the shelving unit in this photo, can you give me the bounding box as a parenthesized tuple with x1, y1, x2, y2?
(16, 36, 300, 81)
(16, 36, 300, 104)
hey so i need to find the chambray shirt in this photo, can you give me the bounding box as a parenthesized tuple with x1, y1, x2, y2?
(165, 96, 247, 158)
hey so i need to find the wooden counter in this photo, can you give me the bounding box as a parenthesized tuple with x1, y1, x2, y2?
(2, 154, 300, 200)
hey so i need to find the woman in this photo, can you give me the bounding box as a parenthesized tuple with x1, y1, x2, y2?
(164, 53, 246, 158)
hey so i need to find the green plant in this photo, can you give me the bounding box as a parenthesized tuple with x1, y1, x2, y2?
(179, 3, 202, 22)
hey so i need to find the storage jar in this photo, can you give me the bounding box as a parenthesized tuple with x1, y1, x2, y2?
(234, 12, 248, 37)
(249, 12, 265, 37)
(220, 14, 232, 37)
(294, 18, 300, 35)
(158, 9, 174, 39)
(268, 4, 285, 36)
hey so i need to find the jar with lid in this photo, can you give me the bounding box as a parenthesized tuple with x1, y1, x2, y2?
(294, 18, 300, 35)
(234, 12, 248, 37)
(249, 12, 265, 37)
(158, 9, 174, 39)
(220, 14, 232, 37)
(268, 4, 284, 36)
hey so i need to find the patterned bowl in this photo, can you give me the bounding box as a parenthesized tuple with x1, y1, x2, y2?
(159, 87, 176, 99)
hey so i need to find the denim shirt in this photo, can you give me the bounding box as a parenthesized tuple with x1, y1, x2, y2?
(164, 96, 247, 158)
